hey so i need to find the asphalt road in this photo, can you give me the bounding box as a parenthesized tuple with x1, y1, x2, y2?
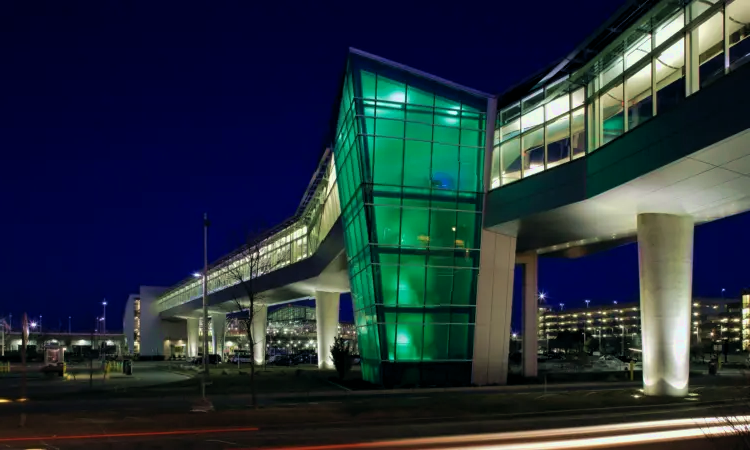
(0, 403, 745, 449)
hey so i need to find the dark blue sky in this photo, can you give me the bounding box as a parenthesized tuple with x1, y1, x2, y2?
(1, 1, 747, 332)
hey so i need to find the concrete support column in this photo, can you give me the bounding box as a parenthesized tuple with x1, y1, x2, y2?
(638, 213, 694, 397)
(472, 230, 516, 385)
(518, 252, 538, 378)
(251, 305, 267, 366)
(315, 291, 340, 370)
(211, 313, 226, 359)
(186, 318, 199, 358)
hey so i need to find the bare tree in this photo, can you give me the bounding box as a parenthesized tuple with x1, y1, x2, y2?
(223, 231, 283, 408)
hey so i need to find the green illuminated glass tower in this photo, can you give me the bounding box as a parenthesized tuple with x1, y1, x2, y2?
(333, 50, 489, 386)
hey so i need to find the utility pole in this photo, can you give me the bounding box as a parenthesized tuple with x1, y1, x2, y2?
(202, 213, 210, 377)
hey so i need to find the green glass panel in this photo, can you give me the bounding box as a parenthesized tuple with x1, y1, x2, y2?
(384, 313, 397, 360)
(431, 144, 459, 190)
(448, 324, 470, 359)
(375, 118, 404, 138)
(460, 128, 481, 147)
(455, 211, 478, 249)
(458, 147, 481, 192)
(423, 324, 449, 360)
(400, 204, 429, 248)
(373, 137, 404, 187)
(406, 105, 433, 124)
(376, 103, 405, 121)
(433, 125, 460, 145)
(361, 71, 377, 99)
(452, 268, 475, 305)
(406, 85, 434, 106)
(373, 205, 401, 246)
(402, 140, 432, 188)
(395, 320, 423, 361)
(376, 77, 406, 103)
(397, 263, 425, 306)
(379, 264, 399, 306)
(429, 208, 457, 248)
(435, 96, 460, 110)
(405, 121, 432, 141)
(434, 110, 461, 128)
(425, 266, 453, 306)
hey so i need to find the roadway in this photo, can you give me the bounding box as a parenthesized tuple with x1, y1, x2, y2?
(0, 402, 744, 449)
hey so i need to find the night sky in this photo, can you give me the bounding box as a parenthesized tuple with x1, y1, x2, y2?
(1, 1, 747, 333)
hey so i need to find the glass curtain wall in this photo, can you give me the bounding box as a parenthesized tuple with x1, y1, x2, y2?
(490, 0, 750, 189)
(334, 63, 485, 384)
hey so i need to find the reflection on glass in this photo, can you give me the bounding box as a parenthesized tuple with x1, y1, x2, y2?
(522, 129, 544, 176)
(490, 146, 501, 189)
(655, 11, 684, 47)
(697, 11, 725, 88)
(545, 94, 569, 120)
(571, 108, 585, 159)
(571, 88, 585, 109)
(727, 0, 750, 69)
(626, 34, 652, 69)
(500, 138, 521, 185)
(601, 55, 624, 86)
(546, 114, 570, 169)
(601, 83, 624, 145)
(501, 119, 520, 141)
(655, 38, 685, 114)
(626, 63, 653, 131)
(521, 107, 544, 132)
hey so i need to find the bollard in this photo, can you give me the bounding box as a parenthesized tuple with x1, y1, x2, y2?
(629, 360, 635, 381)
(718, 359, 723, 372)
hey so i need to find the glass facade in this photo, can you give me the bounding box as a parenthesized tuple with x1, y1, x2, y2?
(490, 0, 750, 189)
(333, 57, 486, 385)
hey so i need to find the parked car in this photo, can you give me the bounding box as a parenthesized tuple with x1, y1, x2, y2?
(192, 354, 222, 365)
(270, 356, 297, 366)
(229, 350, 253, 364)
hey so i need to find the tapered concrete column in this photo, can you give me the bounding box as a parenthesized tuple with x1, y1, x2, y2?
(472, 230, 516, 385)
(638, 213, 694, 397)
(251, 305, 267, 366)
(211, 313, 226, 358)
(518, 252, 538, 378)
(315, 291, 340, 370)
(186, 318, 199, 357)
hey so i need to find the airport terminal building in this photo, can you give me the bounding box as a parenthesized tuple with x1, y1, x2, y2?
(124, 0, 750, 394)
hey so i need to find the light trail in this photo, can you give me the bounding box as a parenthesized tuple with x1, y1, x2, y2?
(0, 426, 260, 443)
(251, 416, 750, 450)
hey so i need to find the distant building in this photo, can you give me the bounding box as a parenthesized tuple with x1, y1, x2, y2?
(225, 304, 358, 355)
(539, 295, 749, 354)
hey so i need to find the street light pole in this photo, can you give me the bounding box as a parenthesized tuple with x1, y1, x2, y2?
(202, 213, 210, 376)
(68, 316, 71, 334)
(102, 300, 107, 335)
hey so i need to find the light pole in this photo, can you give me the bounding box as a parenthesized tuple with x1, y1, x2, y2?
(102, 300, 107, 335)
(585, 300, 590, 308)
(202, 213, 210, 376)
(560, 303, 564, 312)
(39, 315, 42, 333)
(621, 325, 626, 356)
(68, 316, 71, 334)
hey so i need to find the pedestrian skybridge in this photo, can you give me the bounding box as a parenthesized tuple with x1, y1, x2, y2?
(154, 149, 343, 316)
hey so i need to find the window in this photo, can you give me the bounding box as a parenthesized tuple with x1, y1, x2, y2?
(655, 38, 685, 114)
(522, 128, 545, 176)
(601, 83, 624, 144)
(727, 0, 750, 70)
(696, 10, 725, 88)
(571, 108, 586, 159)
(546, 114, 570, 169)
(499, 138, 521, 185)
(626, 63, 653, 131)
